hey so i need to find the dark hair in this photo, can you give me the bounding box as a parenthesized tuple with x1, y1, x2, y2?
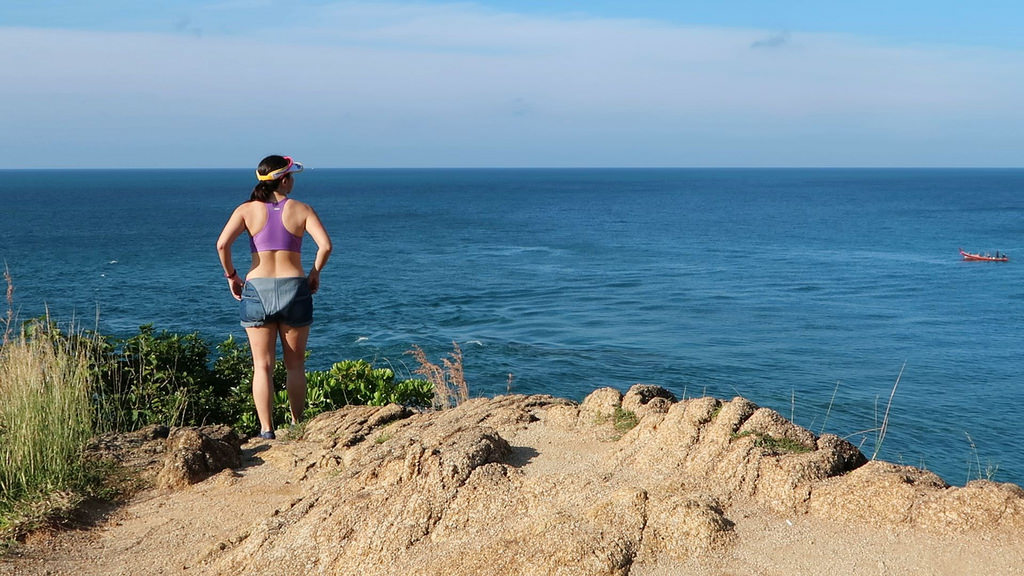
(250, 155, 291, 202)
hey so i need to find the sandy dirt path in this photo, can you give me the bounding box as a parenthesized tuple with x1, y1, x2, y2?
(2, 440, 301, 576)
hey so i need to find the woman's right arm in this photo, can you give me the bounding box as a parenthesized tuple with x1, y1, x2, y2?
(216, 205, 248, 300)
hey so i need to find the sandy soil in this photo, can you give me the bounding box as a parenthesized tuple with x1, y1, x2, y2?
(2, 439, 300, 576)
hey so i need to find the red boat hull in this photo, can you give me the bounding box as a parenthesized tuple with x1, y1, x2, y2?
(960, 249, 1009, 262)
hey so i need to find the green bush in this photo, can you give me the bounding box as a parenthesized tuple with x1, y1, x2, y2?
(0, 319, 438, 437)
(266, 360, 432, 427)
(94, 325, 227, 430)
(326, 360, 433, 408)
(92, 327, 279, 434)
(88, 326, 433, 434)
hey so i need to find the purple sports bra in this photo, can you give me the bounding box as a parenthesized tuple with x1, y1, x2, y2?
(249, 198, 303, 253)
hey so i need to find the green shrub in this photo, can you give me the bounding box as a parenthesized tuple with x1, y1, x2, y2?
(213, 342, 434, 430)
(51, 322, 434, 435)
(94, 325, 225, 430)
(92, 328, 282, 434)
(324, 360, 433, 408)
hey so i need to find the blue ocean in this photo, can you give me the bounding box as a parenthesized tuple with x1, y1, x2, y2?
(2, 168, 1021, 487)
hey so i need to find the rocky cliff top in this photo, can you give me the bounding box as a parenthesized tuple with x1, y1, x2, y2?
(7, 386, 1024, 575)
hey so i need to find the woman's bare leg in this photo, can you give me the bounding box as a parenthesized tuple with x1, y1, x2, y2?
(280, 323, 311, 424)
(246, 324, 279, 433)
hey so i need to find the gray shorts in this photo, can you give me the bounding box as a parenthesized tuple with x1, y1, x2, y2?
(240, 277, 313, 328)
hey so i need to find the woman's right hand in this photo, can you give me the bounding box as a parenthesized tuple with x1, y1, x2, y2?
(229, 276, 244, 300)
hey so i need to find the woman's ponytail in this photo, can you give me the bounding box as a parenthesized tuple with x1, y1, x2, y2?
(250, 180, 281, 202)
(250, 155, 291, 202)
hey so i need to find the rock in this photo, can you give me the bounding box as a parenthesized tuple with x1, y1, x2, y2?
(915, 480, 1024, 532)
(193, 393, 1024, 575)
(808, 461, 948, 526)
(640, 494, 735, 562)
(545, 403, 583, 430)
(808, 461, 1024, 534)
(156, 425, 242, 489)
(621, 384, 677, 418)
(205, 396, 662, 576)
(84, 423, 173, 487)
(428, 475, 650, 576)
(133, 423, 171, 441)
(578, 387, 623, 426)
(612, 396, 866, 512)
(302, 403, 413, 449)
(736, 407, 817, 451)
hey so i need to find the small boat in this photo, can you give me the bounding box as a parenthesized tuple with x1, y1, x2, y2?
(960, 248, 1009, 262)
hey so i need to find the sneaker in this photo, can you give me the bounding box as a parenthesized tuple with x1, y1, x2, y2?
(259, 430, 276, 440)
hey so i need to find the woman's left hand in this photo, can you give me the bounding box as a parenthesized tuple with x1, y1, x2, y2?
(307, 268, 321, 293)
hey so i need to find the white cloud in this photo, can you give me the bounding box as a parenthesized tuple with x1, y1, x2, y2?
(3, 1, 1024, 167)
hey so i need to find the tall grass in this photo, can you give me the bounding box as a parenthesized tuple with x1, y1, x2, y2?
(870, 361, 905, 461)
(407, 342, 468, 409)
(0, 322, 95, 520)
(826, 362, 908, 464)
(2, 263, 14, 346)
(964, 432, 1000, 483)
(1, 269, 96, 539)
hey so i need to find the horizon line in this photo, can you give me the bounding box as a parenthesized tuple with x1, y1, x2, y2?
(3, 166, 1024, 171)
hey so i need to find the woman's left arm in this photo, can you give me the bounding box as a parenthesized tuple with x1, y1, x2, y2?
(304, 206, 332, 293)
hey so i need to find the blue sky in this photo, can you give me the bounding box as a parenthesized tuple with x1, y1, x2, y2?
(3, 1, 1024, 168)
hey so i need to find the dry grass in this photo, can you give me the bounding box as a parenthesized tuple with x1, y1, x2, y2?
(871, 361, 905, 461)
(3, 263, 13, 346)
(0, 323, 96, 538)
(407, 342, 468, 409)
(0, 272, 98, 543)
(965, 432, 1000, 482)
(839, 362, 906, 460)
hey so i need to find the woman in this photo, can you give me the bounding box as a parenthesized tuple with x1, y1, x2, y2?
(216, 155, 332, 439)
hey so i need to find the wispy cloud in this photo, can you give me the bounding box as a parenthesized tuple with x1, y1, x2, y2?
(173, 15, 203, 38)
(2, 1, 1024, 167)
(751, 31, 790, 49)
